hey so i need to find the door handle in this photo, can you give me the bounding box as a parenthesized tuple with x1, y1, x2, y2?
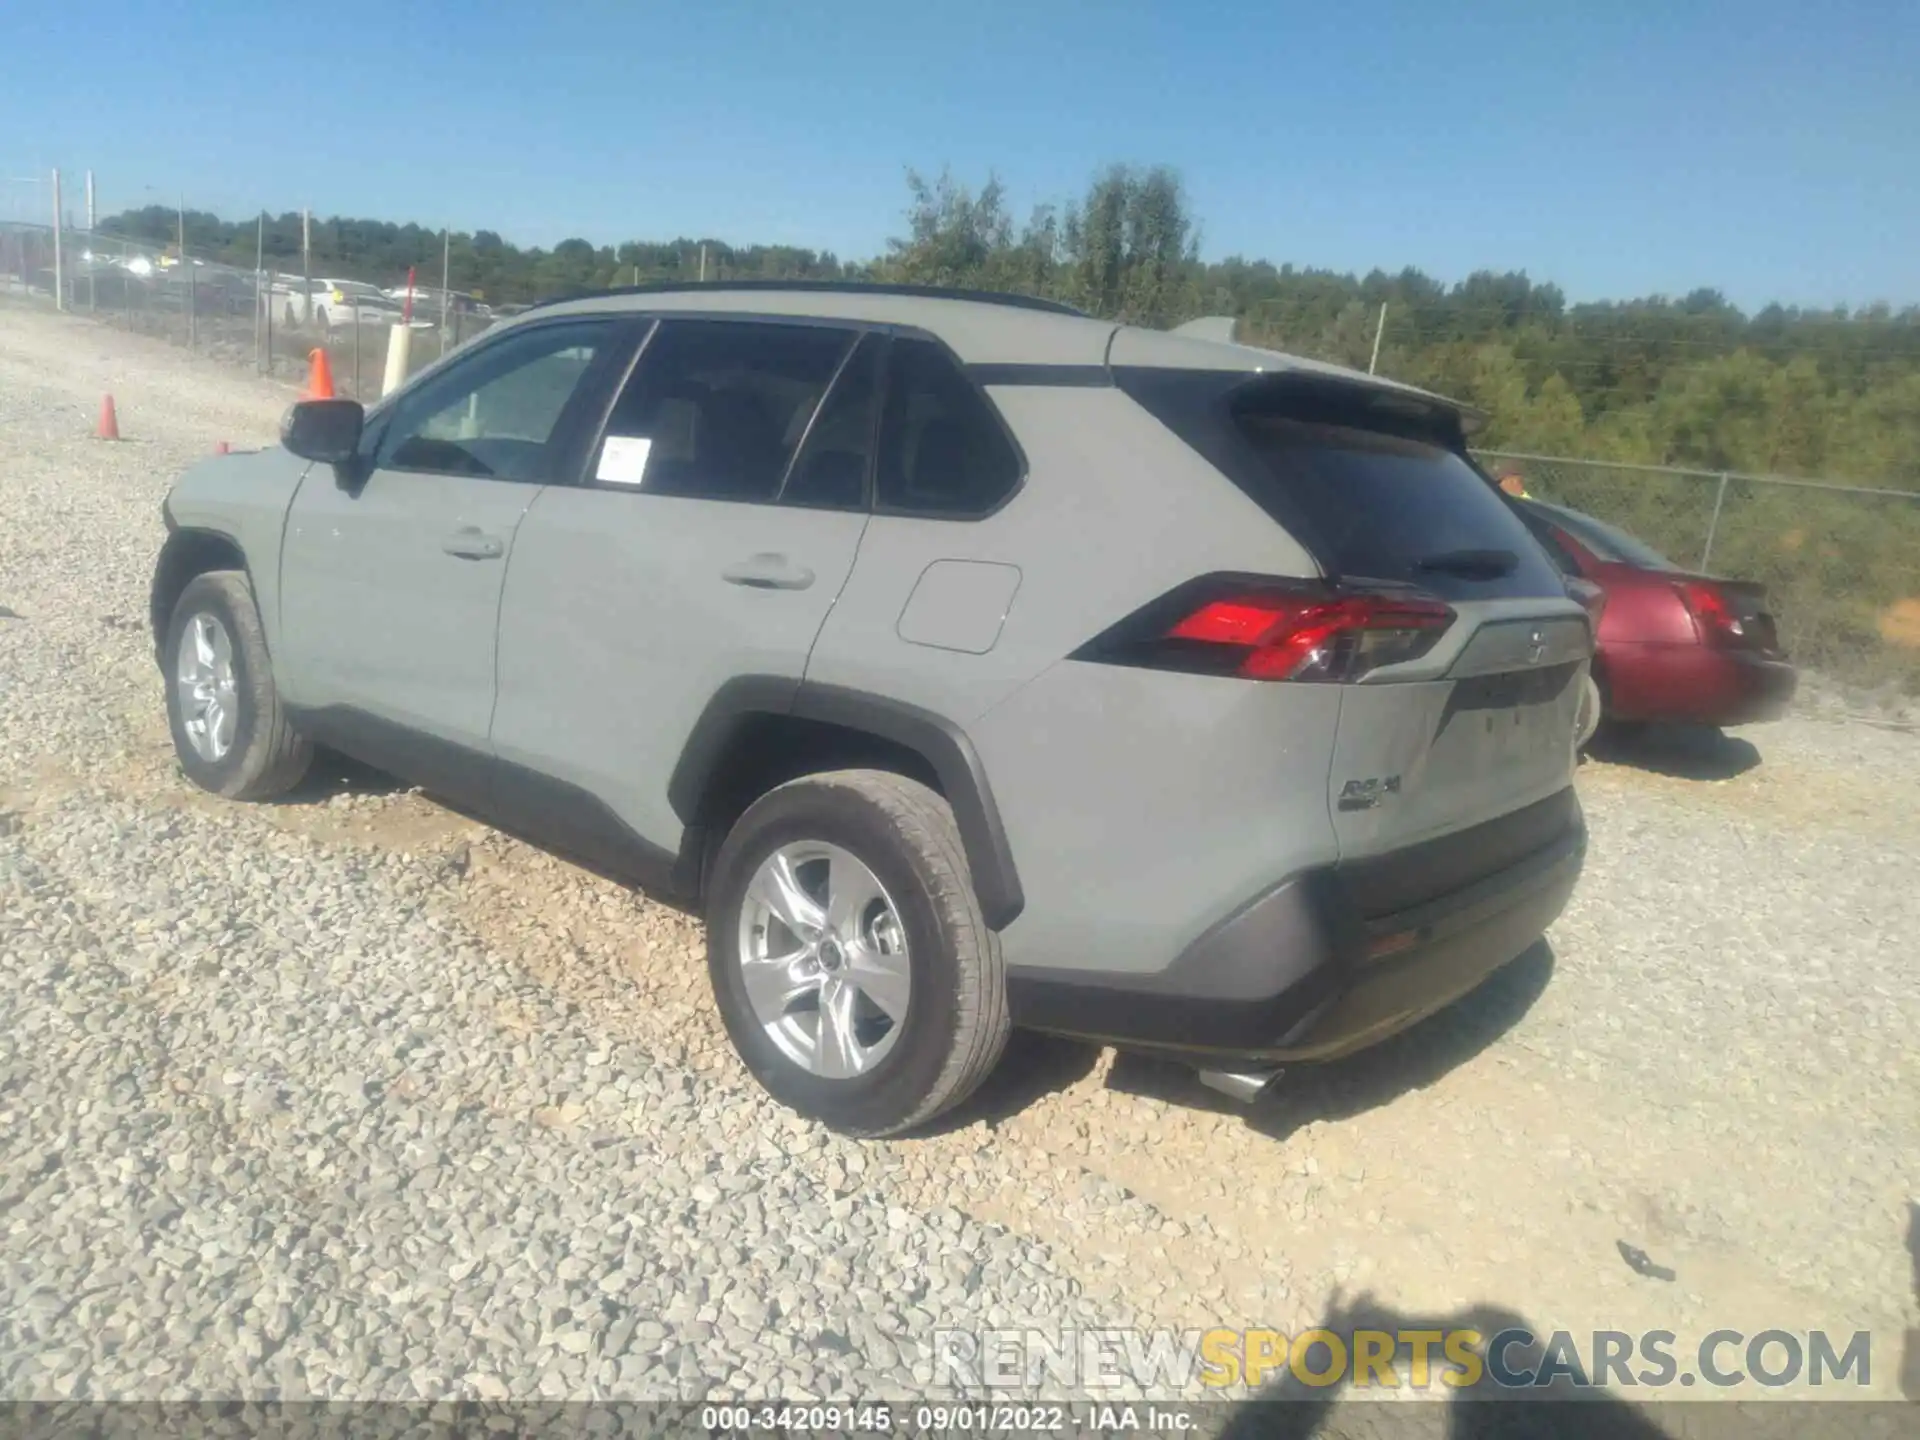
(722, 554, 815, 591)
(442, 528, 504, 561)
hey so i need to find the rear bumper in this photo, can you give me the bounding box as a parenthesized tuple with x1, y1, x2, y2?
(1603, 642, 1797, 726)
(1006, 789, 1585, 1065)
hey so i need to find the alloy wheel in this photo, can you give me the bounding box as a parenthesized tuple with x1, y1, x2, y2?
(736, 841, 911, 1079)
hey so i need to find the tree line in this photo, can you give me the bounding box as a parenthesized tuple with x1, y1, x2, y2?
(99, 166, 1920, 488)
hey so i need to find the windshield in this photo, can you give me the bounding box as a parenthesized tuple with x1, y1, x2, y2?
(1532, 500, 1684, 571)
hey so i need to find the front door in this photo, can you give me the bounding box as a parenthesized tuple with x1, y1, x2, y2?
(277, 317, 625, 757)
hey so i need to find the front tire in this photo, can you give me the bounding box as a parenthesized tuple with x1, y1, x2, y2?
(705, 770, 1011, 1137)
(164, 570, 312, 800)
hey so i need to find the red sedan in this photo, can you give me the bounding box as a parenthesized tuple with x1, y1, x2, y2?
(1516, 499, 1798, 732)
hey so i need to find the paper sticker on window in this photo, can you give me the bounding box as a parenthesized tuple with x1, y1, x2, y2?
(597, 435, 653, 486)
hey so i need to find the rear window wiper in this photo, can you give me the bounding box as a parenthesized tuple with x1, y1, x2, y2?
(1415, 548, 1519, 580)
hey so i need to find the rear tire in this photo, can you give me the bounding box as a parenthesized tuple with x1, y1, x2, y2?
(163, 570, 312, 801)
(705, 769, 1011, 1137)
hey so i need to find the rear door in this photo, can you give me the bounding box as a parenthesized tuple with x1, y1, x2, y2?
(489, 317, 878, 857)
(1209, 387, 1590, 858)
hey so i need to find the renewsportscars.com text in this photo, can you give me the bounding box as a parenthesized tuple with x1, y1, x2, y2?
(933, 1326, 1874, 1392)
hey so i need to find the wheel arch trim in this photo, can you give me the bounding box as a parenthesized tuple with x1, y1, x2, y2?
(668, 677, 1027, 931)
(151, 525, 255, 668)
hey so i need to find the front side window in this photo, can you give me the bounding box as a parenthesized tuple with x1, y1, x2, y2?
(874, 337, 1023, 516)
(592, 320, 855, 502)
(377, 320, 612, 483)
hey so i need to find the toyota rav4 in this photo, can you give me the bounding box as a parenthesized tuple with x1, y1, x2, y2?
(151, 282, 1591, 1135)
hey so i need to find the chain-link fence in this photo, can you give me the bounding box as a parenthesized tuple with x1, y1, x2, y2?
(6, 214, 1917, 696)
(1, 219, 493, 399)
(1478, 450, 1920, 697)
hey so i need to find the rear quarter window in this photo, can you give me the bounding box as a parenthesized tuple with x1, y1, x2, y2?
(874, 337, 1023, 518)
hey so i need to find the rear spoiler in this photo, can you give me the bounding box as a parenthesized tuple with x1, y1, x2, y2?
(1166, 315, 1488, 436)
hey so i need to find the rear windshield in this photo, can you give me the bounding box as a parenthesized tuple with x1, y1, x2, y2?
(1116, 370, 1567, 600)
(1232, 410, 1567, 598)
(1531, 501, 1683, 572)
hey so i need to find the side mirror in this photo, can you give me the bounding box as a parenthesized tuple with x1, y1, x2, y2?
(280, 399, 364, 466)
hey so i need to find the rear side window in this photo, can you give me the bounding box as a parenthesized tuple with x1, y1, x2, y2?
(781, 334, 881, 510)
(595, 319, 855, 501)
(875, 337, 1022, 517)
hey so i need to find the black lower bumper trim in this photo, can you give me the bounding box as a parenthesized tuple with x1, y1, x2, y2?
(1006, 818, 1585, 1064)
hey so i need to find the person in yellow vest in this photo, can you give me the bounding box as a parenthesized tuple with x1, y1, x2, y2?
(1496, 467, 1530, 498)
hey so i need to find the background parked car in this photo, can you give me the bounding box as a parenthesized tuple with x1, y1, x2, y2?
(1516, 498, 1797, 733)
(273, 278, 401, 330)
(381, 284, 492, 328)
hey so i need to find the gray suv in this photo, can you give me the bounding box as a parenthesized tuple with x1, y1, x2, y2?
(151, 282, 1590, 1135)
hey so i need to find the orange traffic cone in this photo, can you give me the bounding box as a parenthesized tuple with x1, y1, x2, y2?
(303, 348, 336, 400)
(96, 394, 121, 441)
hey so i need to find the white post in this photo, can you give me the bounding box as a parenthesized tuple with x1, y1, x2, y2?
(380, 321, 412, 397)
(84, 170, 95, 231)
(1368, 302, 1388, 375)
(699, 243, 707, 282)
(301, 208, 312, 325)
(51, 169, 64, 310)
(440, 227, 451, 342)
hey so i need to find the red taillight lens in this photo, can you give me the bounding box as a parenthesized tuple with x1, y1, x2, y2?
(1160, 589, 1454, 682)
(1676, 580, 1742, 646)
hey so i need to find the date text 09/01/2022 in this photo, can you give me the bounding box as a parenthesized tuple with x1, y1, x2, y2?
(700, 1403, 1196, 1432)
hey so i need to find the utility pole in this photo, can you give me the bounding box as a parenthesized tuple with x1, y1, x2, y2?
(254, 212, 265, 372)
(84, 171, 96, 311)
(176, 194, 185, 256)
(1367, 302, 1388, 375)
(50, 169, 64, 310)
(699, 243, 708, 283)
(440, 227, 451, 344)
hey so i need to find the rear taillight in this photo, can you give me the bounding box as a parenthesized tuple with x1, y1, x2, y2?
(1076, 579, 1455, 683)
(1676, 580, 1746, 647)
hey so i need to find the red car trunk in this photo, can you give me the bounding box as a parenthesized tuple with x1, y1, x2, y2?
(1516, 500, 1797, 728)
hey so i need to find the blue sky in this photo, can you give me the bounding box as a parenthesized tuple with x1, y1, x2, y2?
(4, 0, 1914, 309)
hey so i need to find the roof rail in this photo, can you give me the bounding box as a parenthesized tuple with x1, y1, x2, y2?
(522, 279, 1088, 317)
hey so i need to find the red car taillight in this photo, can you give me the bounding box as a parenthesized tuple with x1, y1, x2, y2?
(1675, 579, 1747, 647)
(1077, 580, 1455, 683)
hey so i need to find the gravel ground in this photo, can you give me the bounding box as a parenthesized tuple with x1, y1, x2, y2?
(2, 300, 1916, 1416)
